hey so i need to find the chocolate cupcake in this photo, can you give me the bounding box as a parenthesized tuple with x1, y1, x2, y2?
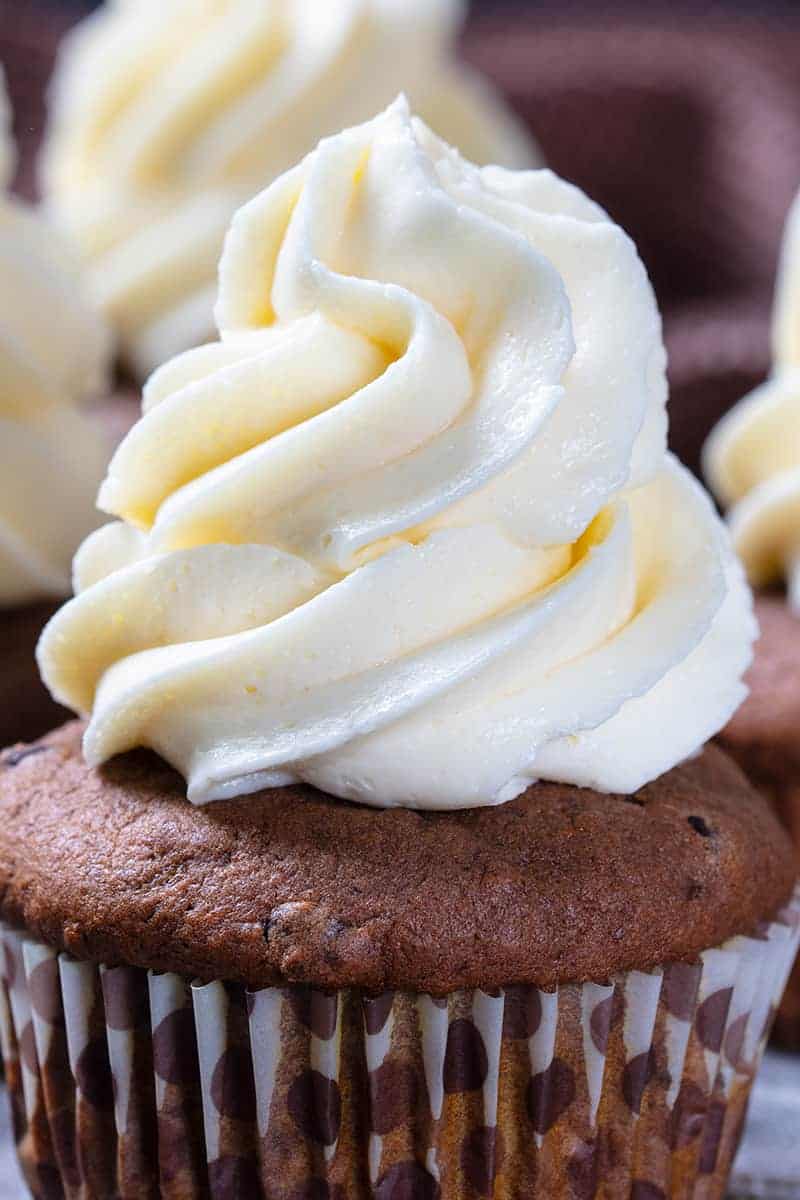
(41, 0, 538, 380)
(706, 188, 800, 1048)
(0, 69, 115, 747)
(2, 102, 797, 1198)
(0, 722, 797, 1199)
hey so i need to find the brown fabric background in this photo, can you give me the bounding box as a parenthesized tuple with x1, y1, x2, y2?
(460, 11, 800, 475)
(1, 2, 800, 475)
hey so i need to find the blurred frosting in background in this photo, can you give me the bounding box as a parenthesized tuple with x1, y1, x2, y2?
(0, 67, 112, 609)
(705, 188, 800, 610)
(40, 0, 538, 378)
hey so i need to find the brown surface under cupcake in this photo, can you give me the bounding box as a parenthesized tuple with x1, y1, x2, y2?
(720, 594, 800, 1047)
(0, 721, 794, 995)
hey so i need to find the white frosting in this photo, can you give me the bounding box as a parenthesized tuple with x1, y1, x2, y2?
(42, 0, 538, 379)
(39, 102, 754, 808)
(705, 189, 800, 611)
(0, 73, 113, 609)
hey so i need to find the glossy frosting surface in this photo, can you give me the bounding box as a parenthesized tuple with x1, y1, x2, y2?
(39, 102, 754, 807)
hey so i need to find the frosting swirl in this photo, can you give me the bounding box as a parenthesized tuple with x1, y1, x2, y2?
(42, 0, 537, 379)
(39, 101, 753, 808)
(0, 73, 112, 608)
(705, 189, 800, 611)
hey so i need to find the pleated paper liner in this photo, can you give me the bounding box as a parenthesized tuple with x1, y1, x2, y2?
(1, 886, 798, 1200)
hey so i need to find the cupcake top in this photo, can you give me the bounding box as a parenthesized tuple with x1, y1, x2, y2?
(0, 73, 112, 609)
(705, 189, 800, 611)
(41, 0, 537, 377)
(0, 722, 794, 992)
(39, 101, 755, 811)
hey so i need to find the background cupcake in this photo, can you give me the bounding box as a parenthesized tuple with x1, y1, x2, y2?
(0, 103, 793, 1199)
(706, 187, 800, 1048)
(0, 69, 114, 747)
(41, 0, 538, 380)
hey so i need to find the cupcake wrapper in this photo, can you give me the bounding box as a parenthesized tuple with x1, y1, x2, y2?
(1, 888, 798, 1200)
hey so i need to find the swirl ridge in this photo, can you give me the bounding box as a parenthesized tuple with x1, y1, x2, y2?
(40, 102, 753, 808)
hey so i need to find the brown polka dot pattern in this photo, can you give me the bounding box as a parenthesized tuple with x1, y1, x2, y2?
(58, 959, 118, 1195)
(723, 1012, 749, 1069)
(18, 1020, 39, 1075)
(211, 1045, 257, 1123)
(363, 991, 394, 1036)
(27, 959, 62, 1026)
(622, 1048, 657, 1116)
(101, 964, 150, 1032)
(0, 887, 797, 1198)
(152, 1007, 198, 1087)
(589, 995, 614, 1054)
(443, 1018, 488, 1094)
(662, 961, 701, 1021)
(501, 985, 541, 1040)
(526, 1057, 576, 1134)
(287, 1068, 342, 1146)
(696, 987, 734, 1053)
(74, 1037, 114, 1110)
(287, 986, 338, 1041)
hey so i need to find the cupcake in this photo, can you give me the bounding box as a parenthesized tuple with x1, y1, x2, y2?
(0, 70, 114, 747)
(41, 0, 538, 381)
(2, 101, 797, 1199)
(705, 188, 800, 1048)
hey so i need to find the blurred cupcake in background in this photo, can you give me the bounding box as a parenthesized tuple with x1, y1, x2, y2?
(0, 70, 114, 747)
(706, 187, 800, 1048)
(41, 0, 538, 379)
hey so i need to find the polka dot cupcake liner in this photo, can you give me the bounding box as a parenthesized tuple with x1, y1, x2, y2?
(0, 888, 798, 1200)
